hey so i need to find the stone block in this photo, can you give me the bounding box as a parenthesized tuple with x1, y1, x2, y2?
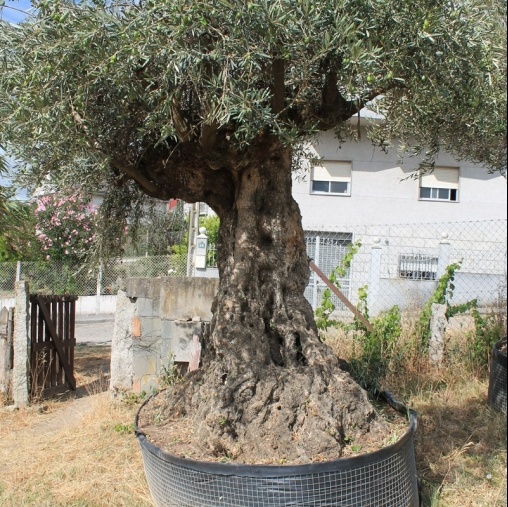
(160, 277, 218, 321)
(126, 277, 162, 300)
(161, 320, 202, 362)
(132, 351, 160, 379)
(136, 317, 162, 342)
(136, 297, 159, 318)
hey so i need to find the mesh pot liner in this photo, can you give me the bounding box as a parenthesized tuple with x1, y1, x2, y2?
(488, 337, 507, 414)
(135, 391, 419, 507)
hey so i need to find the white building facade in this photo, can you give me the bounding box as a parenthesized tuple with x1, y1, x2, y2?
(291, 127, 507, 317)
(293, 129, 506, 230)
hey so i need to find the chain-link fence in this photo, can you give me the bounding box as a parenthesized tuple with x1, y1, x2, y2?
(305, 219, 507, 319)
(0, 254, 188, 297)
(1, 220, 506, 321)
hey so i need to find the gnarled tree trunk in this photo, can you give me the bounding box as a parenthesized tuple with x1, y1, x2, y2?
(142, 136, 389, 464)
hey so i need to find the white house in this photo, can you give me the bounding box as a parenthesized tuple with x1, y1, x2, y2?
(293, 129, 506, 230)
(289, 117, 506, 316)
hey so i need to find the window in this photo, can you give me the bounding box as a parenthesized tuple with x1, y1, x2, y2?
(311, 161, 351, 196)
(419, 167, 459, 202)
(398, 253, 438, 280)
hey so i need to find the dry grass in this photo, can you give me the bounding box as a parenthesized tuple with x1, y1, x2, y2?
(0, 346, 152, 507)
(1, 327, 506, 507)
(323, 323, 507, 507)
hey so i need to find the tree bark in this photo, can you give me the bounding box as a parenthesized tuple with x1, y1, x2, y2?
(208, 138, 334, 371)
(141, 136, 390, 463)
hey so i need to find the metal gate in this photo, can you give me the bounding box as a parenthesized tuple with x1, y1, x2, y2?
(304, 232, 353, 311)
(29, 295, 77, 399)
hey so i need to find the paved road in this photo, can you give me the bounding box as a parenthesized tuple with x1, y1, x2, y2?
(75, 315, 115, 346)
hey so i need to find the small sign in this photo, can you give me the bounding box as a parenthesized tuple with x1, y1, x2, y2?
(195, 255, 206, 269)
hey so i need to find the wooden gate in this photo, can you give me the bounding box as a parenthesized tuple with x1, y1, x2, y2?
(30, 295, 77, 398)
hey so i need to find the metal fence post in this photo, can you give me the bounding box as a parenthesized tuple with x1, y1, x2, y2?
(369, 239, 383, 317)
(16, 261, 21, 282)
(96, 263, 103, 315)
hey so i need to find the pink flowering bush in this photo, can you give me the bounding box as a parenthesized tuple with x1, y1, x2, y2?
(34, 193, 97, 262)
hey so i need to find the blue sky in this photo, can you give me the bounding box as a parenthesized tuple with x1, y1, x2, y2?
(1, 0, 33, 24)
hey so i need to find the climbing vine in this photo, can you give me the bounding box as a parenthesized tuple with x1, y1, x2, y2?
(415, 261, 462, 351)
(315, 241, 361, 331)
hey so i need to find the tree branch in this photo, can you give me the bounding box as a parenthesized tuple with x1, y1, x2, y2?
(70, 103, 159, 195)
(200, 121, 219, 150)
(271, 58, 285, 115)
(110, 157, 160, 195)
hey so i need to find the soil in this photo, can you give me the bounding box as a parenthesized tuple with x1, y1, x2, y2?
(137, 382, 409, 466)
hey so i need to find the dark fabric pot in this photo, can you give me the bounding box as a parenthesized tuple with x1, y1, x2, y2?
(488, 337, 507, 414)
(135, 392, 419, 507)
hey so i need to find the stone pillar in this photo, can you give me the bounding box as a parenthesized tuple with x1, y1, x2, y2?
(429, 303, 447, 367)
(109, 290, 135, 397)
(437, 233, 450, 279)
(12, 281, 30, 406)
(0, 307, 14, 394)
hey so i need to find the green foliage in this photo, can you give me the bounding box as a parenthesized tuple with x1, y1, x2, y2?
(22, 260, 95, 295)
(315, 241, 361, 331)
(158, 355, 184, 390)
(113, 423, 135, 434)
(0, 235, 17, 262)
(124, 201, 187, 257)
(120, 390, 147, 407)
(411, 259, 502, 369)
(466, 303, 505, 369)
(0, 196, 38, 261)
(349, 294, 403, 391)
(0, 0, 504, 255)
(199, 215, 220, 246)
(416, 261, 462, 351)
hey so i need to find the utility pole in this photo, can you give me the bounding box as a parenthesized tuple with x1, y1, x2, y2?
(186, 202, 199, 276)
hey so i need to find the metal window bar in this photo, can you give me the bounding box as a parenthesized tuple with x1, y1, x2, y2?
(305, 233, 353, 312)
(207, 243, 218, 268)
(398, 253, 438, 281)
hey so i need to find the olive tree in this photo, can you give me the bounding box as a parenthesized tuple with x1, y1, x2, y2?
(0, 0, 505, 462)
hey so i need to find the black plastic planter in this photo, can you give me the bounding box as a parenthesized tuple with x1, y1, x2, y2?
(488, 337, 507, 414)
(135, 392, 419, 507)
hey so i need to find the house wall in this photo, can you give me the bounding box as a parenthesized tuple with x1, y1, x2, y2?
(293, 130, 507, 230)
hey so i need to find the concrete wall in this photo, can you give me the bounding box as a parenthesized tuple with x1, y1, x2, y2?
(0, 295, 117, 317)
(110, 276, 218, 396)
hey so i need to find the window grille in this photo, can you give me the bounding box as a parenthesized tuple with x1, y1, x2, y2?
(305, 232, 353, 310)
(398, 253, 438, 280)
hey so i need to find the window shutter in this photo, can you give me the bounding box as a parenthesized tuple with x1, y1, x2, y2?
(420, 167, 459, 189)
(313, 161, 351, 183)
